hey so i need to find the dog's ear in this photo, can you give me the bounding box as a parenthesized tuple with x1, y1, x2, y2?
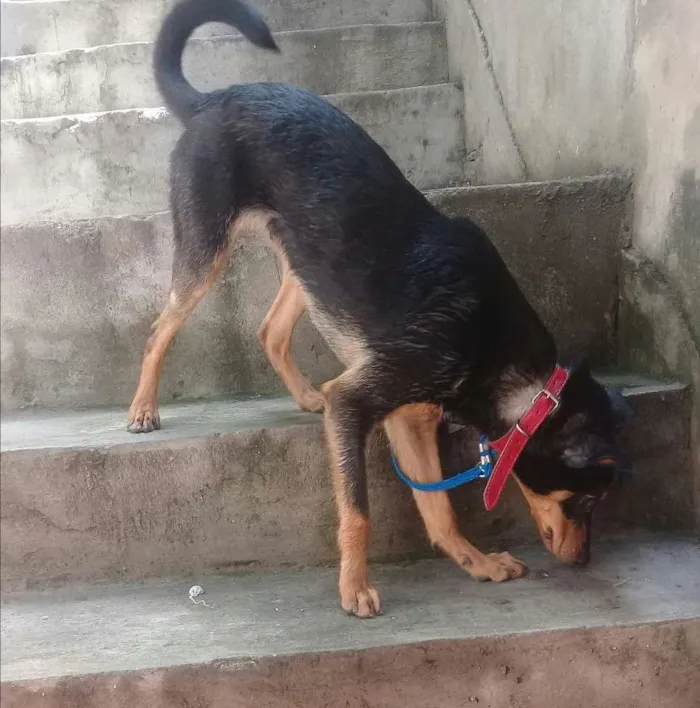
(606, 388, 635, 428)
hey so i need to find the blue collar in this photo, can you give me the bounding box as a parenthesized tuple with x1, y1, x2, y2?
(391, 435, 495, 492)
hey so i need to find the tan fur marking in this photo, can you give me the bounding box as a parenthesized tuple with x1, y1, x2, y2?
(127, 241, 235, 432)
(258, 267, 324, 413)
(324, 371, 380, 618)
(305, 293, 370, 368)
(515, 478, 585, 564)
(228, 207, 277, 243)
(128, 207, 329, 429)
(383, 404, 527, 582)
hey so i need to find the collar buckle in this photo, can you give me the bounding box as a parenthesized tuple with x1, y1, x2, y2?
(532, 387, 561, 413)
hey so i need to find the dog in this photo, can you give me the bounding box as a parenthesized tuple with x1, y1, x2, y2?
(127, 0, 631, 617)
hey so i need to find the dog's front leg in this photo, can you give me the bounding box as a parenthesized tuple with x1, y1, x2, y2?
(322, 371, 381, 618)
(384, 404, 527, 582)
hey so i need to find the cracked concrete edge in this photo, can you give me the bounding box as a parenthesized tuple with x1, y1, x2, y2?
(432, 0, 527, 184)
(461, 0, 529, 179)
(1, 619, 699, 707)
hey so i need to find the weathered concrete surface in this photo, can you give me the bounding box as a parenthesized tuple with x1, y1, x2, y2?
(430, 176, 630, 365)
(1, 539, 699, 707)
(621, 0, 700, 529)
(0, 378, 691, 590)
(3, 620, 699, 708)
(0, 0, 434, 56)
(1, 22, 448, 119)
(0, 213, 340, 412)
(433, 0, 637, 185)
(0, 84, 465, 225)
(0, 177, 628, 412)
(619, 252, 700, 530)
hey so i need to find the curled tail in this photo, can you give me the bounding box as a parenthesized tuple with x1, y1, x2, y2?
(154, 0, 278, 124)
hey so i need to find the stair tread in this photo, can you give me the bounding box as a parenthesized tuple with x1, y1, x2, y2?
(1, 83, 466, 225)
(2, 535, 698, 683)
(1, 21, 448, 119)
(0, 174, 628, 228)
(0, 82, 458, 125)
(0, 374, 686, 454)
(1, 0, 434, 57)
(1, 20, 444, 59)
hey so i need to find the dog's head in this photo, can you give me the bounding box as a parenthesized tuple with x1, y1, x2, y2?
(513, 362, 633, 566)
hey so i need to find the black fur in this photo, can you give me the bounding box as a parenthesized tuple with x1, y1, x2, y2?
(155, 0, 628, 556)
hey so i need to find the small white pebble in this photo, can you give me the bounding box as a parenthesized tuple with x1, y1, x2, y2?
(189, 585, 214, 608)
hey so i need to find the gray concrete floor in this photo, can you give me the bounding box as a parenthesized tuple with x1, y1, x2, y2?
(2, 535, 698, 683)
(0, 374, 684, 453)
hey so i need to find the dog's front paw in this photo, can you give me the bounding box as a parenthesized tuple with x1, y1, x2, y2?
(469, 551, 528, 583)
(127, 402, 161, 433)
(340, 576, 381, 618)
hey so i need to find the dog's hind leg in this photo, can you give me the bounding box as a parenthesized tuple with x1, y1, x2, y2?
(127, 209, 236, 433)
(322, 367, 383, 618)
(384, 404, 527, 582)
(257, 266, 325, 413)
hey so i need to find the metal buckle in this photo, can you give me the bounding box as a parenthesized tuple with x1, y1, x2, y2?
(531, 388, 560, 413)
(515, 422, 530, 438)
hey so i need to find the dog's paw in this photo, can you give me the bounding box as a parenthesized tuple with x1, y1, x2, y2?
(470, 552, 528, 583)
(298, 390, 325, 414)
(340, 580, 381, 618)
(127, 404, 161, 433)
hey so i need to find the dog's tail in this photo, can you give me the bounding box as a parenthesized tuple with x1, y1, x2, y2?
(154, 0, 278, 124)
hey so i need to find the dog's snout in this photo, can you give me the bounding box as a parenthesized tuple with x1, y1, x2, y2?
(574, 545, 590, 566)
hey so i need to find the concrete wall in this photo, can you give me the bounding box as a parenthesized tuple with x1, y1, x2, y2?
(433, 0, 638, 185)
(434, 0, 700, 523)
(623, 0, 700, 526)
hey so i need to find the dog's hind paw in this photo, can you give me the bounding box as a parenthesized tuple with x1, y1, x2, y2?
(298, 390, 325, 413)
(127, 406, 161, 433)
(340, 581, 382, 619)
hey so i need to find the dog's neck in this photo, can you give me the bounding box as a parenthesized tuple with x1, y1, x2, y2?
(495, 367, 548, 428)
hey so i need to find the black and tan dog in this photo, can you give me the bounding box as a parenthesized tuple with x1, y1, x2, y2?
(128, 0, 630, 617)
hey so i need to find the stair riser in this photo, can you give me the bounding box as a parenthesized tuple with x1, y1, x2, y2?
(1, 23, 448, 119)
(0, 85, 466, 225)
(1, 178, 627, 412)
(0, 386, 690, 591)
(0, 0, 434, 57)
(2, 614, 697, 707)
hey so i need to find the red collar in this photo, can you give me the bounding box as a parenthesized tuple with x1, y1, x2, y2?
(482, 364, 571, 510)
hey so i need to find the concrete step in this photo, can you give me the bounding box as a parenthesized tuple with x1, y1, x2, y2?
(0, 83, 465, 225)
(0, 375, 693, 591)
(1, 536, 699, 706)
(1, 176, 628, 412)
(1, 22, 448, 119)
(0, 0, 434, 57)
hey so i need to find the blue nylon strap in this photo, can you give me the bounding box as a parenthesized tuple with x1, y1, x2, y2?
(391, 435, 495, 492)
